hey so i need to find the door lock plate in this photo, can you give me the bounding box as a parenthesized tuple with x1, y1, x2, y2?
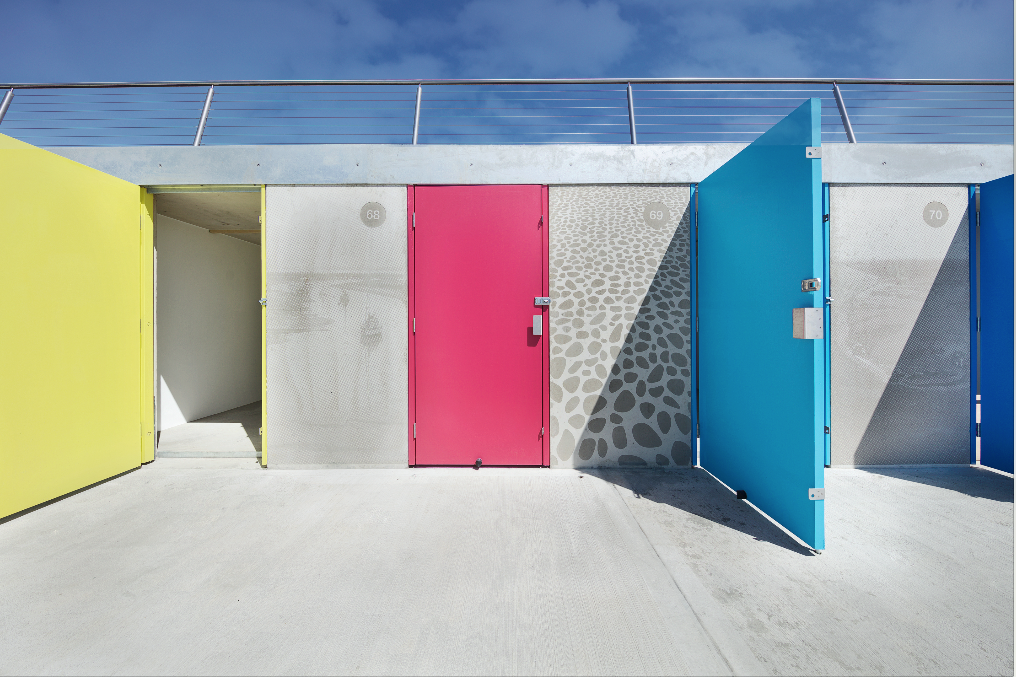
(793, 307, 824, 339)
(809, 488, 825, 500)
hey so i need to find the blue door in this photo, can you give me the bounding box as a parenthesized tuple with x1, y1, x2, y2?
(697, 99, 825, 550)
(978, 174, 1014, 474)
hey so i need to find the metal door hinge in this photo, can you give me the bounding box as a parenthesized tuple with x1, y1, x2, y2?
(413, 318, 416, 333)
(976, 423, 981, 437)
(540, 426, 544, 436)
(977, 317, 981, 332)
(412, 213, 416, 229)
(806, 147, 822, 158)
(538, 215, 543, 228)
(824, 425, 830, 434)
(259, 298, 267, 306)
(809, 487, 825, 500)
(413, 423, 417, 439)
(823, 214, 830, 222)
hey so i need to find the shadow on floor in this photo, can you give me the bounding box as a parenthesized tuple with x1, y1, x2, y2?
(588, 467, 816, 556)
(156, 401, 262, 458)
(851, 465, 1014, 502)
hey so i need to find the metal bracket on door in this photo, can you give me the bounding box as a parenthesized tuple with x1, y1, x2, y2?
(534, 297, 551, 306)
(793, 308, 824, 339)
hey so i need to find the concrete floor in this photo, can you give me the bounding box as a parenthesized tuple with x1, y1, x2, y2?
(0, 463, 1010, 676)
(156, 401, 262, 458)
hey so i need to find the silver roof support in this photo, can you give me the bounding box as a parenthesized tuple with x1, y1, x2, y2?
(413, 84, 422, 145)
(193, 85, 214, 147)
(0, 88, 14, 126)
(832, 83, 857, 143)
(627, 83, 637, 145)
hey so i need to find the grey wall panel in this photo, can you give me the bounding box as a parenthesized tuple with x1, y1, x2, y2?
(266, 186, 407, 467)
(550, 186, 692, 469)
(829, 185, 970, 465)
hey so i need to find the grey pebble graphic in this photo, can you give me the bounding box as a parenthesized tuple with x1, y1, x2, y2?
(549, 186, 693, 469)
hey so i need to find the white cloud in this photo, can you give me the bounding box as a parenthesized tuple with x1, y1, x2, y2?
(441, 0, 637, 76)
(0, 0, 1009, 83)
(866, 0, 1014, 78)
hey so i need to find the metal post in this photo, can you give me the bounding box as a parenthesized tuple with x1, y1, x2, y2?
(193, 85, 214, 147)
(412, 84, 422, 145)
(0, 88, 14, 126)
(832, 82, 856, 143)
(627, 83, 637, 145)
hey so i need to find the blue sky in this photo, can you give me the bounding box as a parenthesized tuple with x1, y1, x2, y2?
(1, 0, 1012, 82)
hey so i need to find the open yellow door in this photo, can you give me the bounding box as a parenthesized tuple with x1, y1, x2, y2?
(0, 134, 154, 519)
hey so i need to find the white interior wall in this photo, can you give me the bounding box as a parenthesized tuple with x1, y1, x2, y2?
(156, 214, 261, 431)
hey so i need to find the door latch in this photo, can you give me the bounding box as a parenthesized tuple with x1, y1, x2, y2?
(534, 297, 551, 306)
(801, 278, 821, 292)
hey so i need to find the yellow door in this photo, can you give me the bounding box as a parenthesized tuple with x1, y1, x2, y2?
(0, 134, 154, 519)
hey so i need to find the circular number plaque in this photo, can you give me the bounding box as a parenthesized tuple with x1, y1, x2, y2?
(643, 202, 671, 228)
(360, 202, 386, 227)
(923, 201, 949, 228)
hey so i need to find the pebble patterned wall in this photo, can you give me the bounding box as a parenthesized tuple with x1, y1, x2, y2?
(549, 186, 693, 469)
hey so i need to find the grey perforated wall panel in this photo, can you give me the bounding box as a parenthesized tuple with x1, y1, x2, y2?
(549, 186, 693, 469)
(829, 185, 970, 466)
(266, 187, 407, 467)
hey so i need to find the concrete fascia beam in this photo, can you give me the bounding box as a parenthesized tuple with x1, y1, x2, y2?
(48, 142, 1013, 187)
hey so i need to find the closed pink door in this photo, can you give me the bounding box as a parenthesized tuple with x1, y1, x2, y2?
(410, 185, 549, 466)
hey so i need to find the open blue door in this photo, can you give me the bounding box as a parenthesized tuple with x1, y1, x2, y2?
(978, 174, 1014, 473)
(697, 99, 825, 550)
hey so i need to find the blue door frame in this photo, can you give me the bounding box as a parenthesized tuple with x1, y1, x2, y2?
(697, 99, 826, 550)
(976, 175, 1014, 473)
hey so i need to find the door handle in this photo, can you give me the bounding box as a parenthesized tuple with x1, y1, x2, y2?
(532, 315, 543, 336)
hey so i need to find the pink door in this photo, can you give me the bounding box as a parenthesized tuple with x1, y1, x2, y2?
(410, 185, 549, 466)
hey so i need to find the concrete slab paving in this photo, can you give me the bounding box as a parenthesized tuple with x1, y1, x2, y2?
(0, 461, 1010, 676)
(607, 465, 1013, 676)
(156, 402, 261, 458)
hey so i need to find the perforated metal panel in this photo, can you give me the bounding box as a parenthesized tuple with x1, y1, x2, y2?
(266, 187, 407, 467)
(829, 185, 969, 465)
(549, 186, 692, 469)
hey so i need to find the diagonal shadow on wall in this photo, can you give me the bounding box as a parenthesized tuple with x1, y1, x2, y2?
(852, 217, 970, 465)
(550, 186, 694, 470)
